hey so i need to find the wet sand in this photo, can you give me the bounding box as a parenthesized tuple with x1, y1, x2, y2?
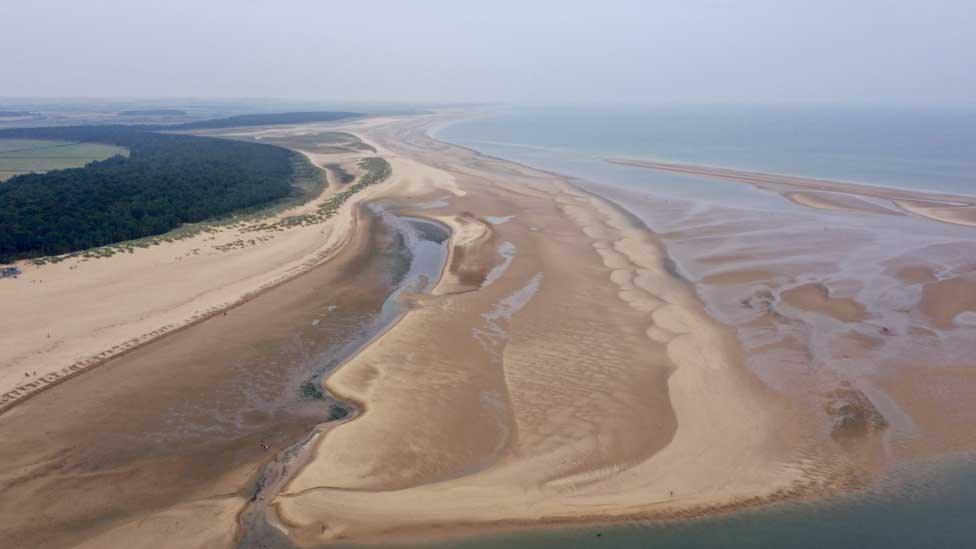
(583, 171, 976, 469)
(2, 112, 975, 547)
(918, 275, 976, 329)
(781, 283, 868, 323)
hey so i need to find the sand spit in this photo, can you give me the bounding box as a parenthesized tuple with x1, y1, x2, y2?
(256, 114, 857, 545)
(607, 158, 976, 226)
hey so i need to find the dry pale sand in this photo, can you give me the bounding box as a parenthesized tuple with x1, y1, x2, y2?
(255, 114, 849, 545)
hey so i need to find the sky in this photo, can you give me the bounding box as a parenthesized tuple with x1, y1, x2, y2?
(1, 0, 974, 107)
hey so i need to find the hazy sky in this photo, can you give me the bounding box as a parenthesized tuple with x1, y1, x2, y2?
(2, 0, 974, 106)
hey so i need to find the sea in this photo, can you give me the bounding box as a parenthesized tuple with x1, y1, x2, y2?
(437, 105, 976, 204)
(422, 105, 976, 549)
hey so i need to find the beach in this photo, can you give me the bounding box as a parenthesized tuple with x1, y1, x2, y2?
(1, 111, 974, 547)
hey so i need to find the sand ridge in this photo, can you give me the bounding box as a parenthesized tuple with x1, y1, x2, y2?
(608, 157, 976, 227)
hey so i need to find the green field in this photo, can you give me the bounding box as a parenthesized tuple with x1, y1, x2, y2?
(0, 139, 128, 181)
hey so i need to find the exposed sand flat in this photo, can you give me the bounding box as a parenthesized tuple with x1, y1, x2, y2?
(879, 365, 976, 457)
(607, 157, 976, 226)
(71, 497, 244, 549)
(784, 191, 902, 216)
(891, 265, 938, 285)
(894, 199, 976, 227)
(781, 283, 868, 323)
(264, 114, 834, 544)
(919, 275, 976, 329)
(701, 268, 776, 286)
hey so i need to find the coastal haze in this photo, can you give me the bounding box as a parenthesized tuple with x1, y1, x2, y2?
(3, 1, 975, 105)
(1, 2, 975, 549)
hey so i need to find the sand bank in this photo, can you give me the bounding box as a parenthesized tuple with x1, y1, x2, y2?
(583, 169, 976, 474)
(607, 158, 976, 226)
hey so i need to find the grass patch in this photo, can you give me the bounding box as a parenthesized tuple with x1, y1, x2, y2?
(0, 139, 128, 182)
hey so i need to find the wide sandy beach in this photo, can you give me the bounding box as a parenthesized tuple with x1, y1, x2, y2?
(1, 111, 974, 547)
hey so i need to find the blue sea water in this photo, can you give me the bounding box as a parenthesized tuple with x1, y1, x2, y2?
(437, 105, 976, 199)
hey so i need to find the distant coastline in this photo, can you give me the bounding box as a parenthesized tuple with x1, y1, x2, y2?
(118, 108, 188, 116)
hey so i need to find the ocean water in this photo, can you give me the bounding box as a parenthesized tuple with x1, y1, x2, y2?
(429, 106, 976, 548)
(437, 105, 976, 199)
